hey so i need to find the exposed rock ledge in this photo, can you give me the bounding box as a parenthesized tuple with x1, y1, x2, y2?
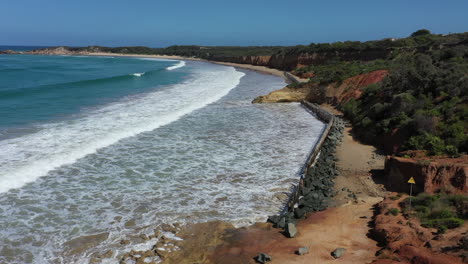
(252, 86, 312, 103)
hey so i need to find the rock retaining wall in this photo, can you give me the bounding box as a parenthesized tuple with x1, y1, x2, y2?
(269, 102, 344, 229)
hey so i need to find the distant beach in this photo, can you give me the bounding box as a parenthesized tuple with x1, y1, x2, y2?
(78, 52, 308, 82)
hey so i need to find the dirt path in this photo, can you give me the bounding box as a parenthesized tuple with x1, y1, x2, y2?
(332, 126, 387, 206)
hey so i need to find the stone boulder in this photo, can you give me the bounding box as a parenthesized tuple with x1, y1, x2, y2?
(331, 248, 346, 259)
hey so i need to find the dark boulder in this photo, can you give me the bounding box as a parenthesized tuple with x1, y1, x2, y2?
(255, 253, 272, 263)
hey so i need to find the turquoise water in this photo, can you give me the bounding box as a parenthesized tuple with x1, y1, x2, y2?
(0, 55, 324, 263)
(0, 55, 185, 130)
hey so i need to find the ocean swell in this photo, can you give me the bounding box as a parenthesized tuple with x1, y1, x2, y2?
(0, 65, 244, 193)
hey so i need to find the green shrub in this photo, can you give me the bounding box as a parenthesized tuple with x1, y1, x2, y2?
(429, 209, 456, 219)
(414, 205, 430, 215)
(409, 193, 438, 207)
(407, 133, 447, 156)
(438, 225, 448, 234)
(448, 195, 468, 219)
(422, 218, 464, 229)
(405, 193, 466, 232)
(388, 208, 400, 216)
(342, 98, 359, 119)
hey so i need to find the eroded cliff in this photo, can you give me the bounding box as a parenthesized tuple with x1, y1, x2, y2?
(384, 155, 468, 194)
(252, 69, 389, 104)
(212, 49, 392, 71)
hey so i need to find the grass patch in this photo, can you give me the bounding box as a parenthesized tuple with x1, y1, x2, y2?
(389, 194, 402, 200)
(387, 208, 400, 216)
(402, 193, 467, 233)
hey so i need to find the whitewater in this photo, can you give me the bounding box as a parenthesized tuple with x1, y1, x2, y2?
(0, 61, 242, 193)
(0, 55, 324, 263)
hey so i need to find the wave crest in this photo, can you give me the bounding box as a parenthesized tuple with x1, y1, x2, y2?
(166, 61, 186, 71)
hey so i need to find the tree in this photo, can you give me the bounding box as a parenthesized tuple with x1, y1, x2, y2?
(411, 29, 432, 37)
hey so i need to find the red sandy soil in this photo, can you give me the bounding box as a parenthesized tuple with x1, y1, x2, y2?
(208, 197, 382, 264)
(371, 193, 467, 264)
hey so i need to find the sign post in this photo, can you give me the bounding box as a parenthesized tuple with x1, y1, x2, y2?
(408, 177, 416, 212)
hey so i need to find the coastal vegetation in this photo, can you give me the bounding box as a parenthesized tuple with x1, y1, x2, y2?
(340, 44, 468, 156)
(402, 193, 467, 233)
(292, 59, 388, 84)
(281, 30, 468, 156)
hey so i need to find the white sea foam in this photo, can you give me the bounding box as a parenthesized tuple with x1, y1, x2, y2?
(166, 61, 186, 70)
(132, 72, 144, 77)
(0, 65, 244, 193)
(136, 58, 176, 62)
(0, 65, 325, 264)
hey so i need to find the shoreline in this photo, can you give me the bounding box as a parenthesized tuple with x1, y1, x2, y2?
(16, 50, 308, 83)
(83, 52, 294, 81)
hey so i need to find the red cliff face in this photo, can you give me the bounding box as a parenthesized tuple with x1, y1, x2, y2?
(212, 49, 392, 71)
(325, 70, 389, 104)
(384, 156, 468, 194)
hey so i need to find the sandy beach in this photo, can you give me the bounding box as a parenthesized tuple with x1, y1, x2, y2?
(84, 52, 307, 83)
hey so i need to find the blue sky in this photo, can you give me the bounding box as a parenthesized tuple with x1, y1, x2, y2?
(1, 0, 466, 47)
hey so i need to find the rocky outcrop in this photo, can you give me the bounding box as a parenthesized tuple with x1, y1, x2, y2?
(370, 194, 466, 264)
(252, 86, 313, 103)
(384, 156, 468, 194)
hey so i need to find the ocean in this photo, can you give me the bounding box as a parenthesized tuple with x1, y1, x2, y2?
(0, 53, 324, 263)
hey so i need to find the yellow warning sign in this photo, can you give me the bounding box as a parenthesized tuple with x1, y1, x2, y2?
(408, 177, 416, 184)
